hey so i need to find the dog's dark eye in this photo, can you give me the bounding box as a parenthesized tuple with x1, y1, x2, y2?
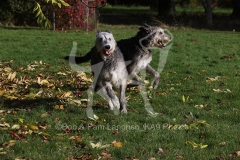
(108, 38, 111, 41)
(99, 38, 103, 42)
(159, 32, 163, 35)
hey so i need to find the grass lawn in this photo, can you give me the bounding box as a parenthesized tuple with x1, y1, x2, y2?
(1, 6, 240, 160)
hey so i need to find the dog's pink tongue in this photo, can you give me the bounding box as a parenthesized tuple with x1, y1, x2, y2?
(105, 50, 111, 55)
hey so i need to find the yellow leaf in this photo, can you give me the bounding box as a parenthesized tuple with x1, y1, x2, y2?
(11, 124, 20, 129)
(79, 119, 87, 124)
(0, 90, 4, 96)
(200, 144, 208, 149)
(182, 95, 185, 103)
(81, 99, 89, 102)
(27, 124, 39, 131)
(41, 113, 51, 118)
(236, 151, 240, 157)
(4, 67, 12, 72)
(185, 141, 198, 148)
(90, 142, 110, 149)
(186, 141, 208, 149)
(112, 141, 123, 147)
(39, 132, 51, 137)
(17, 118, 24, 123)
(54, 105, 64, 110)
(69, 136, 82, 142)
(8, 72, 17, 81)
(90, 142, 102, 149)
(59, 105, 64, 109)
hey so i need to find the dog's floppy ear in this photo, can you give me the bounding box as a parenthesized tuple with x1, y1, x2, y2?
(96, 30, 101, 36)
(139, 26, 152, 33)
(144, 23, 151, 28)
(105, 30, 111, 33)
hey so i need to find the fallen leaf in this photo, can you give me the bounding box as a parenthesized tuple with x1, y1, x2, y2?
(236, 151, 240, 157)
(112, 141, 123, 148)
(57, 72, 67, 76)
(2, 140, 16, 149)
(39, 132, 51, 137)
(4, 67, 12, 72)
(186, 141, 208, 149)
(219, 142, 226, 146)
(69, 136, 83, 143)
(11, 124, 20, 130)
(0, 122, 10, 128)
(195, 104, 207, 109)
(101, 151, 112, 159)
(9, 131, 21, 140)
(8, 72, 17, 81)
(158, 148, 165, 155)
(27, 124, 39, 131)
(17, 118, 24, 123)
(54, 105, 64, 110)
(213, 88, 231, 93)
(220, 54, 235, 60)
(41, 113, 51, 118)
(90, 142, 110, 149)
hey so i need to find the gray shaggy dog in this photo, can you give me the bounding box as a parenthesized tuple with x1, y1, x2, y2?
(87, 30, 128, 113)
(65, 24, 171, 89)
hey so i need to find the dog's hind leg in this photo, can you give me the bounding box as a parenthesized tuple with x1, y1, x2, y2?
(146, 64, 160, 89)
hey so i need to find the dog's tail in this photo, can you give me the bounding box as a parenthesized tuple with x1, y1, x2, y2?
(64, 51, 91, 64)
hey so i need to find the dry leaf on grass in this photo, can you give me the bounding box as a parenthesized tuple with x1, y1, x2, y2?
(111, 141, 123, 147)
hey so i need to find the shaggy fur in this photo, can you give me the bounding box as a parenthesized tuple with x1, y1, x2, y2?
(65, 24, 171, 89)
(87, 30, 128, 113)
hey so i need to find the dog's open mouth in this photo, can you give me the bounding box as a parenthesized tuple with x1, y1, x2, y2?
(104, 49, 112, 56)
(158, 40, 166, 48)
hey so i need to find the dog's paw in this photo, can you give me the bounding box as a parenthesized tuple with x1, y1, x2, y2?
(127, 80, 145, 88)
(152, 80, 159, 89)
(121, 108, 128, 114)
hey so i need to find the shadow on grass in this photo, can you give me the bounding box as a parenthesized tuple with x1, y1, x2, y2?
(2, 98, 60, 111)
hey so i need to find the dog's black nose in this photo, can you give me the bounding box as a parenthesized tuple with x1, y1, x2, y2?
(105, 45, 110, 50)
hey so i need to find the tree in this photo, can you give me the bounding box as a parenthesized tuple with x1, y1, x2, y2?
(158, 0, 176, 16)
(231, 0, 240, 19)
(198, 0, 219, 26)
(33, 0, 70, 28)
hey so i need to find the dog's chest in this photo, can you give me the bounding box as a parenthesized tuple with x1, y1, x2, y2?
(136, 53, 152, 70)
(101, 61, 125, 84)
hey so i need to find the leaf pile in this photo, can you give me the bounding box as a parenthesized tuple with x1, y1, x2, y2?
(0, 60, 92, 105)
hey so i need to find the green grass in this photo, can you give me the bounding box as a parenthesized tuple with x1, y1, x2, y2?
(1, 7, 240, 160)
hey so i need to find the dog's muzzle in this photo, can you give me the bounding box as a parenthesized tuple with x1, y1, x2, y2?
(104, 45, 112, 55)
(158, 40, 166, 47)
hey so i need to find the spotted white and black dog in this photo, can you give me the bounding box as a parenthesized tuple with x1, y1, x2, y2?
(65, 24, 171, 89)
(87, 30, 128, 113)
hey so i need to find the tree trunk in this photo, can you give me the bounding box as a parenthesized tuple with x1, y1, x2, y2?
(158, 0, 174, 16)
(200, 0, 213, 26)
(231, 0, 240, 19)
(205, 0, 213, 26)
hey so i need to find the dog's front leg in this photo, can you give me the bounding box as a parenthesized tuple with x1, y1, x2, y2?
(119, 82, 127, 113)
(146, 64, 160, 89)
(98, 82, 120, 115)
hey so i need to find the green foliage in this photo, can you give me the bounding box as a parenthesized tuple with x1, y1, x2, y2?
(0, 0, 35, 25)
(33, 0, 70, 29)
